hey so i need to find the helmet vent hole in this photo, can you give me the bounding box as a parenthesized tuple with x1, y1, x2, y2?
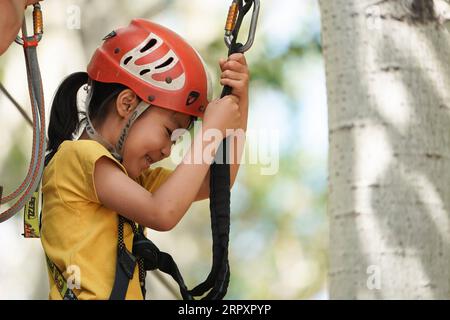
(140, 38, 157, 53)
(124, 56, 132, 65)
(155, 57, 174, 69)
(186, 91, 200, 106)
(140, 69, 151, 76)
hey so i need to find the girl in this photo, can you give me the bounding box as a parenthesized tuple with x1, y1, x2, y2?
(41, 19, 249, 299)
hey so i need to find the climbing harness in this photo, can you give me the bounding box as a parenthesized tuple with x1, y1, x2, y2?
(0, 4, 46, 238)
(47, 215, 194, 300)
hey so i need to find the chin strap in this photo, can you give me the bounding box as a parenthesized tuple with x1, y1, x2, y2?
(84, 100, 151, 162)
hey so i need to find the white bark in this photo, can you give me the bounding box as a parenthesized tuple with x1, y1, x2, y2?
(320, 0, 450, 299)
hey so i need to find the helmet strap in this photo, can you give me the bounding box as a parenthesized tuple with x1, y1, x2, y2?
(85, 109, 123, 161)
(84, 83, 151, 162)
(115, 101, 151, 159)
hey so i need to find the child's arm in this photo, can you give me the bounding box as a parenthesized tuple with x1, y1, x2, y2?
(95, 96, 241, 231)
(195, 53, 250, 201)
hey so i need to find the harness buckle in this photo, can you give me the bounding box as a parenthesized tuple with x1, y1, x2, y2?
(118, 246, 137, 280)
(133, 233, 160, 271)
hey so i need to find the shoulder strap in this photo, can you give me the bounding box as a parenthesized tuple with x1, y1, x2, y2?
(109, 216, 145, 299)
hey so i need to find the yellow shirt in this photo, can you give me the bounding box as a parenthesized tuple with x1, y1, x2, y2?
(41, 140, 173, 300)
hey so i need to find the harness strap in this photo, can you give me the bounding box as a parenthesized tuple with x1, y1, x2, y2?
(110, 215, 146, 299)
(133, 232, 194, 300)
(109, 245, 136, 300)
(47, 211, 225, 301)
(45, 256, 78, 300)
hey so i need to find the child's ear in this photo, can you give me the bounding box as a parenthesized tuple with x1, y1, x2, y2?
(115, 89, 139, 118)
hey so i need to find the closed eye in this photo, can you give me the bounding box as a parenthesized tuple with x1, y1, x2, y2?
(166, 127, 176, 144)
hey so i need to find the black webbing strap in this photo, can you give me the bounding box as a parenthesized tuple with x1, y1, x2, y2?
(109, 218, 196, 300)
(133, 232, 193, 300)
(111, 214, 230, 300)
(187, 38, 244, 299)
(187, 0, 259, 298)
(109, 216, 146, 300)
(189, 140, 231, 299)
(109, 245, 136, 300)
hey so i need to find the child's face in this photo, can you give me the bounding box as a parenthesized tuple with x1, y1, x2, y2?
(121, 106, 192, 179)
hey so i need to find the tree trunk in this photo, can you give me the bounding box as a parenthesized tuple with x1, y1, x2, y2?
(320, 0, 450, 299)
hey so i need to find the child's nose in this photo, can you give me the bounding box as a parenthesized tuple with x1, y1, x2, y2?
(161, 144, 171, 158)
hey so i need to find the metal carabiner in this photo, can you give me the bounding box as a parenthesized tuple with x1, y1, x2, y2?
(224, 0, 260, 53)
(15, 3, 44, 47)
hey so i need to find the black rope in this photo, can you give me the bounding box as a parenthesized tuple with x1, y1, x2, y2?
(188, 32, 245, 302)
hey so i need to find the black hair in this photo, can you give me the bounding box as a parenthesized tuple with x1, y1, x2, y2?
(45, 72, 127, 165)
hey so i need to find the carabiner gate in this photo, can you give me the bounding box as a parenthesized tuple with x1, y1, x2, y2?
(224, 0, 260, 53)
(15, 3, 44, 47)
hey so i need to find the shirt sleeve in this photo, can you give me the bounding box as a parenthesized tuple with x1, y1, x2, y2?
(55, 141, 127, 205)
(136, 167, 174, 193)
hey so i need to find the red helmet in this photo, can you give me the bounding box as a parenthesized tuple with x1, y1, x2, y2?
(87, 19, 212, 118)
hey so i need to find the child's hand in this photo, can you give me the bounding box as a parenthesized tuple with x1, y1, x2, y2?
(219, 53, 249, 103)
(203, 96, 241, 138)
